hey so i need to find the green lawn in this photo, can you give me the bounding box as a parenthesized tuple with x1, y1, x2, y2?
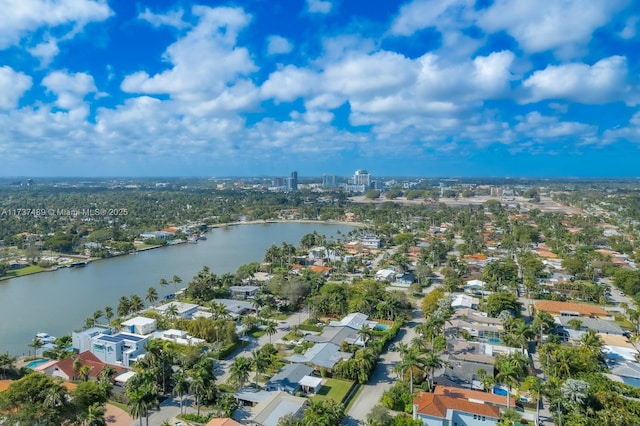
(250, 330, 266, 338)
(312, 378, 355, 403)
(0, 264, 47, 280)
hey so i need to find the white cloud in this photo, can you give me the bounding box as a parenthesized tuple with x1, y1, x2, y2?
(121, 6, 256, 104)
(603, 111, 640, 144)
(323, 51, 419, 97)
(0, 66, 32, 109)
(520, 56, 630, 104)
(27, 37, 60, 67)
(389, 0, 474, 36)
(619, 16, 639, 39)
(42, 71, 97, 111)
(514, 112, 597, 141)
(477, 0, 629, 57)
(139, 7, 188, 29)
(0, 0, 112, 49)
(266, 35, 293, 55)
(307, 0, 332, 14)
(262, 65, 319, 102)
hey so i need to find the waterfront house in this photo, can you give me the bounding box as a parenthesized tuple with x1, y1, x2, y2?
(229, 285, 260, 300)
(72, 326, 113, 353)
(89, 332, 148, 368)
(43, 351, 125, 381)
(155, 301, 200, 319)
(121, 316, 157, 335)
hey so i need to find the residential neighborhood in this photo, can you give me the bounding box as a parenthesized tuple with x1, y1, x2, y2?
(4, 180, 640, 426)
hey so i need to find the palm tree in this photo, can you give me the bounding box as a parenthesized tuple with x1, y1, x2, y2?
(146, 287, 158, 306)
(159, 278, 169, 296)
(395, 347, 426, 393)
(230, 356, 252, 390)
(495, 363, 520, 408)
(129, 294, 144, 313)
(165, 303, 179, 322)
(523, 376, 545, 423)
(92, 309, 103, 325)
(264, 321, 277, 344)
(252, 350, 269, 385)
(358, 325, 373, 347)
(172, 369, 189, 415)
(117, 296, 131, 317)
(104, 306, 114, 324)
(188, 370, 207, 417)
(29, 336, 44, 357)
(83, 402, 106, 426)
(0, 353, 15, 379)
(172, 275, 182, 296)
(580, 329, 603, 354)
(423, 352, 443, 391)
(511, 320, 533, 353)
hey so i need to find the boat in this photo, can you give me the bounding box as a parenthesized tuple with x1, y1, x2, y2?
(34, 332, 56, 343)
(197, 233, 207, 241)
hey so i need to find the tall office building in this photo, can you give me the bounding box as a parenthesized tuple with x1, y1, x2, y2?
(287, 171, 298, 191)
(322, 174, 337, 188)
(353, 169, 371, 187)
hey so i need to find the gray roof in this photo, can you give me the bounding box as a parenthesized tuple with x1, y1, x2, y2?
(250, 391, 307, 426)
(288, 342, 353, 369)
(305, 326, 365, 346)
(234, 388, 273, 404)
(556, 316, 624, 335)
(266, 364, 314, 393)
(607, 360, 640, 379)
(210, 298, 254, 314)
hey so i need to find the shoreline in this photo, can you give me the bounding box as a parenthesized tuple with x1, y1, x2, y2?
(0, 219, 365, 282)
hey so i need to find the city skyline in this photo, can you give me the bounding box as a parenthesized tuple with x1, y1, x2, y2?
(1, 1, 640, 177)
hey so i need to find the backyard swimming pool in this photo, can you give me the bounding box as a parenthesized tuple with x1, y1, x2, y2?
(493, 386, 509, 396)
(374, 324, 389, 331)
(25, 359, 50, 369)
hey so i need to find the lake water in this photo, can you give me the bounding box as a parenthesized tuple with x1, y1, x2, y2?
(0, 222, 354, 356)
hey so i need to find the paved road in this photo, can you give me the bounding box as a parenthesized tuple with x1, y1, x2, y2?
(343, 284, 440, 425)
(217, 309, 310, 385)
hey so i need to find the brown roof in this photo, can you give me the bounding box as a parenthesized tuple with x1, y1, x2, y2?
(206, 419, 241, 426)
(434, 385, 508, 406)
(535, 301, 607, 317)
(414, 392, 500, 418)
(50, 351, 124, 380)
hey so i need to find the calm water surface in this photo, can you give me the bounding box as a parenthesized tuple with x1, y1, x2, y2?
(0, 223, 354, 355)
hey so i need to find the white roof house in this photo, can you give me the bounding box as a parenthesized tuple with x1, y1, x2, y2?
(451, 294, 480, 310)
(375, 269, 396, 281)
(155, 302, 200, 319)
(121, 316, 157, 335)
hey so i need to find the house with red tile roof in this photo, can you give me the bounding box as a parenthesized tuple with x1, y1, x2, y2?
(413, 391, 501, 426)
(41, 351, 125, 381)
(534, 300, 609, 319)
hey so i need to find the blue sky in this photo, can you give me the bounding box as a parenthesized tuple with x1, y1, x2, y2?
(1, 0, 640, 178)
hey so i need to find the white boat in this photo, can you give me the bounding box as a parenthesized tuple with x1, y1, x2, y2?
(35, 332, 56, 343)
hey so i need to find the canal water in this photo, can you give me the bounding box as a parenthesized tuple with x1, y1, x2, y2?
(0, 222, 354, 356)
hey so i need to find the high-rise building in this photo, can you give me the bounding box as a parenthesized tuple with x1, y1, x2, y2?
(322, 174, 337, 188)
(353, 169, 371, 187)
(287, 171, 298, 191)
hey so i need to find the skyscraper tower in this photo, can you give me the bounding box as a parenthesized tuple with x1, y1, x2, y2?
(288, 171, 298, 191)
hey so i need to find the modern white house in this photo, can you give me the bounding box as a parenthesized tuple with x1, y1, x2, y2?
(72, 326, 113, 353)
(155, 301, 200, 319)
(89, 332, 148, 368)
(121, 316, 157, 335)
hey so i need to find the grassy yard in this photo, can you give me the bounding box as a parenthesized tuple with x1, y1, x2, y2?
(312, 378, 355, 403)
(0, 264, 47, 280)
(250, 330, 266, 338)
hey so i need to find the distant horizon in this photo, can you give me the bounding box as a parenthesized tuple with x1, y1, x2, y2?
(1, 1, 639, 176)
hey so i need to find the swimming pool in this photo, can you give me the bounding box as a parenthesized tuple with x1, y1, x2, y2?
(375, 324, 389, 331)
(26, 359, 50, 369)
(493, 386, 509, 396)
